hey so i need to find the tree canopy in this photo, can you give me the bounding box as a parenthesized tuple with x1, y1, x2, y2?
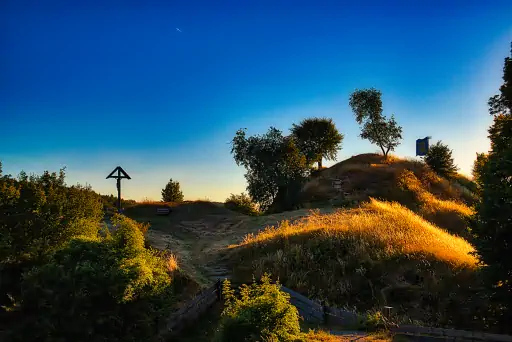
(472, 43, 512, 332)
(424, 141, 458, 179)
(290, 117, 344, 168)
(349, 88, 403, 157)
(231, 127, 310, 212)
(161, 178, 184, 202)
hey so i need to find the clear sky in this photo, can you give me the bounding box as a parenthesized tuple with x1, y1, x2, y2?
(1, 0, 511, 201)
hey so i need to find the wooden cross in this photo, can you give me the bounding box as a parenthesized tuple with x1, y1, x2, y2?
(106, 166, 131, 213)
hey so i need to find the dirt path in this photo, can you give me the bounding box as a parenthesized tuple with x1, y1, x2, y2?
(126, 201, 335, 287)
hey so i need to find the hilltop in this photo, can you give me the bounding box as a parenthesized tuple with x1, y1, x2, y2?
(301, 153, 476, 238)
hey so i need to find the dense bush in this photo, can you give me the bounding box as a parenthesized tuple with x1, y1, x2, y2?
(6, 214, 180, 342)
(216, 274, 301, 342)
(224, 193, 260, 216)
(0, 167, 104, 312)
(424, 141, 458, 179)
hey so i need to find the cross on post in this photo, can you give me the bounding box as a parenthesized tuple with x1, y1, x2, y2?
(106, 166, 131, 213)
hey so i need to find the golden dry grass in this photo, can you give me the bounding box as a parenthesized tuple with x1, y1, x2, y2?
(304, 330, 391, 342)
(235, 199, 477, 268)
(227, 198, 479, 326)
(301, 153, 476, 237)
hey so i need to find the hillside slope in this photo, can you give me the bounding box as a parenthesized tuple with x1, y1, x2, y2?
(301, 154, 476, 238)
(227, 199, 480, 328)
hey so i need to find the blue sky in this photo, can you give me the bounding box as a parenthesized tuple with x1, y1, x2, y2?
(1, 0, 511, 201)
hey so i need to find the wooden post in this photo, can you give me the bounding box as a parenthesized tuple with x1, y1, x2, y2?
(216, 279, 222, 301)
(106, 166, 131, 214)
(322, 301, 328, 325)
(116, 178, 121, 213)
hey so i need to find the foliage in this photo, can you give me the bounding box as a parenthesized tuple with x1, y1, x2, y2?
(161, 178, 184, 202)
(101, 194, 137, 212)
(424, 141, 458, 179)
(228, 199, 480, 329)
(0, 166, 105, 316)
(472, 44, 512, 333)
(290, 117, 344, 168)
(216, 274, 301, 342)
(6, 214, 179, 342)
(231, 127, 310, 212)
(349, 88, 403, 157)
(225, 193, 260, 216)
(472, 152, 489, 192)
(0, 168, 104, 263)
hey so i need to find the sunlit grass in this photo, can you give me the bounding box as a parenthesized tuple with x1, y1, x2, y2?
(227, 198, 479, 325)
(235, 199, 477, 268)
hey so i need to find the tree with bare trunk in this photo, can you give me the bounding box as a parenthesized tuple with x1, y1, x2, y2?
(349, 88, 403, 157)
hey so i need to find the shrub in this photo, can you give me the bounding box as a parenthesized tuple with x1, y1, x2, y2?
(6, 215, 179, 342)
(424, 141, 458, 179)
(0, 167, 104, 313)
(224, 193, 259, 216)
(216, 274, 301, 342)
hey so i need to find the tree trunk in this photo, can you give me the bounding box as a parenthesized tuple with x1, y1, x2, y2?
(380, 144, 387, 157)
(318, 157, 323, 169)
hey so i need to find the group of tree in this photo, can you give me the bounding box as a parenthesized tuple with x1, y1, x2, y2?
(0, 166, 183, 341)
(471, 43, 512, 332)
(232, 89, 404, 212)
(231, 118, 344, 212)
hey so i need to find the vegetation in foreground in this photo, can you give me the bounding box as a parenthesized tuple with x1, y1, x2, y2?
(0, 167, 194, 341)
(227, 199, 481, 329)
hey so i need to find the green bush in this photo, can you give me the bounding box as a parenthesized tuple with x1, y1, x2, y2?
(215, 274, 301, 342)
(224, 193, 260, 216)
(6, 215, 179, 342)
(424, 141, 458, 179)
(0, 167, 104, 312)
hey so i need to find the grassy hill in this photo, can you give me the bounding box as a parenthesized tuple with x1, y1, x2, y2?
(120, 154, 483, 332)
(226, 198, 479, 328)
(301, 153, 476, 238)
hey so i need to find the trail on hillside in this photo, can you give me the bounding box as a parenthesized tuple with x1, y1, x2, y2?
(128, 201, 333, 286)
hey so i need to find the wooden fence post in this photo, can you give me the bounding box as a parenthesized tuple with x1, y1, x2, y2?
(322, 301, 328, 325)
(216, 279, 222, 301)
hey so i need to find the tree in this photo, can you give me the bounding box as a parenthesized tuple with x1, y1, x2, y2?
(349, 88, 403, 157)
(472, 152, 489, 191)
(424, 141, 458, 179)
(290, 117, 344, 168)
(161, 178, 184, 202)
(472, 43, 512, 332)
(231, 128, 310, 212)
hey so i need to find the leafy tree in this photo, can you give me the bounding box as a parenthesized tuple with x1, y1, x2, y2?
(424, 141, 458, 179)
(216, 274, 301, 342)
(472, 43, 512, 332)
(349, 88, 403, 157)
(472, 152, 489, 191)
(6, 215, 178, 342)
(225, 193, 259, 216)
(161, 178, 184, 202)
(290, 117, 344, 168)
(231, 128, 310, 212)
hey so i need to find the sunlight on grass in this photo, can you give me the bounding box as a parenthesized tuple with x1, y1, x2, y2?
(234, 199, 477, 268)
